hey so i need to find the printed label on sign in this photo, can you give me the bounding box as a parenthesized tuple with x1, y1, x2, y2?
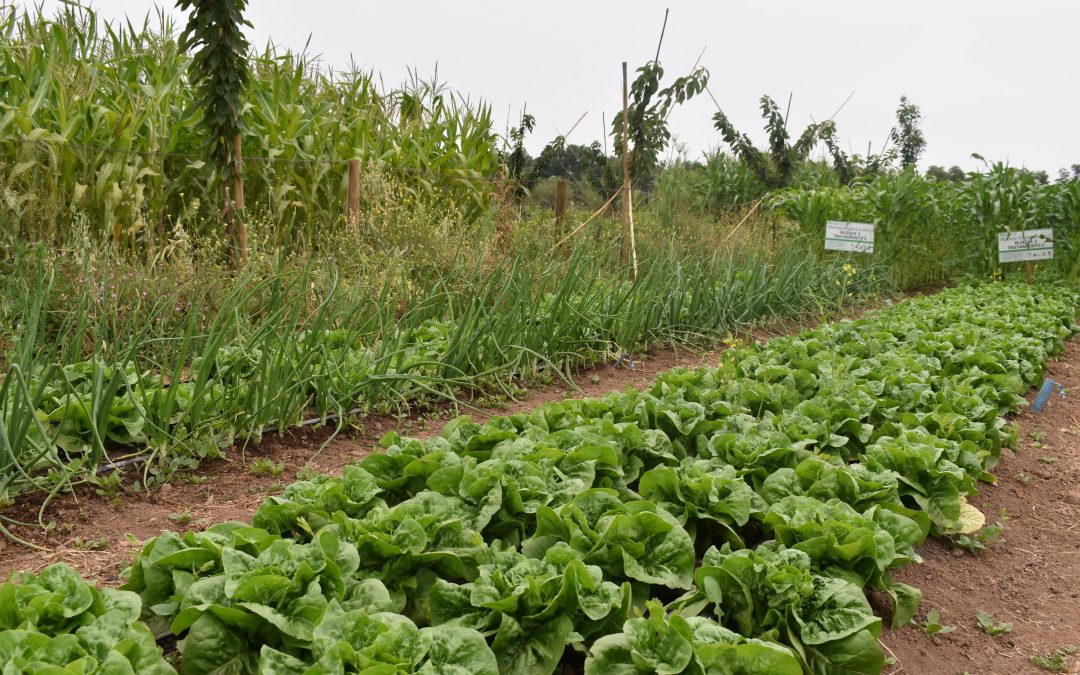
(998, 228, 1053, 263)
(825, 221, 875, 253)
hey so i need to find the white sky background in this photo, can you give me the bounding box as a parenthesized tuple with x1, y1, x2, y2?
(19, 0, 1080, 174)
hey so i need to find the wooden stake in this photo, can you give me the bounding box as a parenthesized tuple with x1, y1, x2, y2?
(348, 159, 361, 225)
(620, 62, 631, 266)
(554, 179, 567, 230)
(548, 188, 621, 254)
(231, 134, 247, 266)
(1025, 260, 1034, 285)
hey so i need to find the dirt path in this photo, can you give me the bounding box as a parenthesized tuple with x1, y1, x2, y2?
(885, 340, 1080, 675)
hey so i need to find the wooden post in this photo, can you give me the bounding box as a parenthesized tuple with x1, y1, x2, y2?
(230, 134, 247, 266)
(1025, 261, 1034, 285)
(348, 159, 361, 226)
(620, 62, 631, 266)
(554, 179, 566, 230)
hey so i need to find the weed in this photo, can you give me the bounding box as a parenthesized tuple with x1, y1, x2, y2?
(73, 537, 108, 551)
(168, 511, 193, 526)
(1018, 473, 1031, 485)
(1030, 646, 1077, 673)
(950, 508, 1008, 552)
(250, 459, 285, 478)
(295, 466, 319, 481)
(1038, 456, 1057, 464)
(975, 610, 1013, 636)
(91, 471, 125, 499)
(917, 609, 955, 636)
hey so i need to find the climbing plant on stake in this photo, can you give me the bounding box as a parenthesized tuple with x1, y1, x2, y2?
(611, 62, 708, 186)
(176, 0, 252, 263)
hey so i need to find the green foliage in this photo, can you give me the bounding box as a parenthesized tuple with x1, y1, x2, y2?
(917, 608, 954, 636)
(506, 111, 535, 196)
(713, 96, 831, 190)
(770, 162, 1080, 288)
(926, 165, 968, 182)
(1030, 645, 1077, 673)
(176, 0, 251, 179)
(0, 5, 500, 248)
(528, 139, 617, 192)
(96, 282, 1080, 673)
(250, 459, 285, 478)
(890, 96, 927, 170)
(0, 563, 175, 673)
(586, 599, 803, 674)
(974, 610, 1012, 636)
(0, 239, 881, 504)
(948, 508, 1007, 552)
(613, 61, 709, 184)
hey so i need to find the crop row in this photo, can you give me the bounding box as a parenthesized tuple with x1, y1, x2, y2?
(1, 245, 877, 506)
(2, 281, 1075, 674)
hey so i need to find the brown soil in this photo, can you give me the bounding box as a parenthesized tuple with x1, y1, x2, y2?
(883, 340, 1080, 675)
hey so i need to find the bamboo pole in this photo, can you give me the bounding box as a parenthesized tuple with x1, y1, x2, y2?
(554, 179, 567, 230)
(620, 62, 631, 267)
(231, 134, 247, 266)
(548, 188, 620, 254)
(347, 159, 361, 225)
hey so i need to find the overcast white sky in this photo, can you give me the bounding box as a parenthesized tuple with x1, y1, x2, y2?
(21, 0, 1080, 173)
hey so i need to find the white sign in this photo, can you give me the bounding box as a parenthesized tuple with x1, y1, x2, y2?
(825, 221, 875, 253)
(998, 229, 1053, 263)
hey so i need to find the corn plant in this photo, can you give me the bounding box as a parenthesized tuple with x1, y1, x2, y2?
(0, 4, 500, 253)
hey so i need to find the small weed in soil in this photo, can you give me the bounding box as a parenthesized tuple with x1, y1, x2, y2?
(918, 608, 955, 636)
(73, 537, 108, 551)
(250, 459, 285, 477)
(974, 610, 1012, 636)
(949, 508, 1008, 552)
(1030, 645, 1077, 673)
(168, 510, 192, 525)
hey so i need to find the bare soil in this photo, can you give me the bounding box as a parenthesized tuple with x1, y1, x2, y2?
(883, 340, 1080, 675)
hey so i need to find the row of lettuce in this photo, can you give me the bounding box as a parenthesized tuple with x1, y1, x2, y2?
(2, 282, 1075, 674)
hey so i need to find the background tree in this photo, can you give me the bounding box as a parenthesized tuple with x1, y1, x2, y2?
(611, 61, 708, 187)
(528, 138, 614, 190)
(176, 0, 252, 261)
(505, 111, 535, 199)
(1057, 164, 1080, 183)
(713, 95, 831, 189)
(926, 165, 967, 182)
(890, 95, 926, 169)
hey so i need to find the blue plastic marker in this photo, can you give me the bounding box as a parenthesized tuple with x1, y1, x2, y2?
(1031, 378, 1057, 413)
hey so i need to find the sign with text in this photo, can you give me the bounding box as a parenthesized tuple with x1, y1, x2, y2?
(825, 221, 875, 253)
(998, 228, 1053, 263)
